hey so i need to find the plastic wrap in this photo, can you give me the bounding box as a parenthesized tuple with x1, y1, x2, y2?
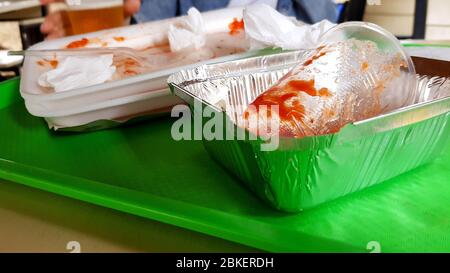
(243, 22, 417, 139)
(243, 39, 416, 138)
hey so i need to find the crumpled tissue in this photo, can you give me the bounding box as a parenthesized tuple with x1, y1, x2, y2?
(38, 54, 116, 92)
(168, 7, 206, 52)
(243, 4, 336, 50)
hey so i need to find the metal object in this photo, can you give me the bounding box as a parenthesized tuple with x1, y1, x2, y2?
(168, 50, 450, 212)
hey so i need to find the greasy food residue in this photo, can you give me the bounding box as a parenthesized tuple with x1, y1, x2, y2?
(113, 36, 125, 42)
(285, 79, 331, 97)
(124, 69, 137, 75)
(66, 38, 89, 49)
(244, 79, 333, 137)
(36, 58, 59, 69)
(249, 91, 305, 122)
(228, 18, 244, 35)
(114, 57, 141, 77)
(303, 50, 327, 66)
(244, 80, 331, 121)
(361, 61, 369, 71)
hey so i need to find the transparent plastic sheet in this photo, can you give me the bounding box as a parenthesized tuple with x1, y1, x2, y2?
(169, 51, 450, 212)
(241, 22, 419, 139)
(242, 39, 418, 138)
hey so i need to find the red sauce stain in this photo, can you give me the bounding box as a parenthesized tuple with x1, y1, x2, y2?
(66, 38, 89, 49)
(36, 60, 45, 66)
(249, 91, 305, 122)
(286, 79, 316, 96)
(245, 78, 334, 137)
(228, 18, 244, 35)
(113, 36, 125, 42)
(101, 42, 108, 47)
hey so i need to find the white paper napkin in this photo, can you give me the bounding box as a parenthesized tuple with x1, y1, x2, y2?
(38, 54, 116, 92)
(168, 7, 206, 52)
(243, 4, 336, 50)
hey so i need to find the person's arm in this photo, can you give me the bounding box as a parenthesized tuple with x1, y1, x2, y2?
(39, 0, 141, 39)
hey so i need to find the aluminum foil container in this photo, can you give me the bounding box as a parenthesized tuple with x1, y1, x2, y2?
(168, 50, 450, 212)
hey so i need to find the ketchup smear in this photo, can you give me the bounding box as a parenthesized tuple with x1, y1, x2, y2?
(248, 79, 331, 121)
(228, 18, 244, 35)
(113, 36, 125, 42)
(66, 38, 89, 49)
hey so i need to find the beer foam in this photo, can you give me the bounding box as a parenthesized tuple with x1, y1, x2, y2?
(66, 0, 123, 10)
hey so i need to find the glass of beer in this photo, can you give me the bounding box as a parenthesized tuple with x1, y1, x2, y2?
(65, 0, 124, 35)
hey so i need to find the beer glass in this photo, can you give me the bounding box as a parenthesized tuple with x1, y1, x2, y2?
(65, 0, 124, 35)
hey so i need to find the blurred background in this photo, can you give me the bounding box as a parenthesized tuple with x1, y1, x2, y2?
(0, 0, 449, 81)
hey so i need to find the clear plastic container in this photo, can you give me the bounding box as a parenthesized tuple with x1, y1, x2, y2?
(243, 22, 417, 138)
(318, 22, 415, 74)
(19, 7, 252, 130)
(21, 7, 246, 103)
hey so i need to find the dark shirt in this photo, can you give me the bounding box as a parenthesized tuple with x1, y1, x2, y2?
(134, 0, 339, 24)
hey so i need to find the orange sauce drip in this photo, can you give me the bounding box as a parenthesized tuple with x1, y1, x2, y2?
(36, 59, 59, 69)
(285, 79, 331, 97)
(303, 51, 327, 66)
(286, 79, 317, 96)
(228, 18, 244, 35)
(318, 88, 331, 97)
(361, 61, 369, 71)
(124, 58, 139, 66)
(250, 91, 305, 121)
(66, 38, 89, 49)
(246, 79, 332, 135)
(48, 59, 59, 69)
(113, 36, 125, 42)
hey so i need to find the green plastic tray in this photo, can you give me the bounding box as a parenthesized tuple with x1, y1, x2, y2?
(1, 77, 449, 252)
